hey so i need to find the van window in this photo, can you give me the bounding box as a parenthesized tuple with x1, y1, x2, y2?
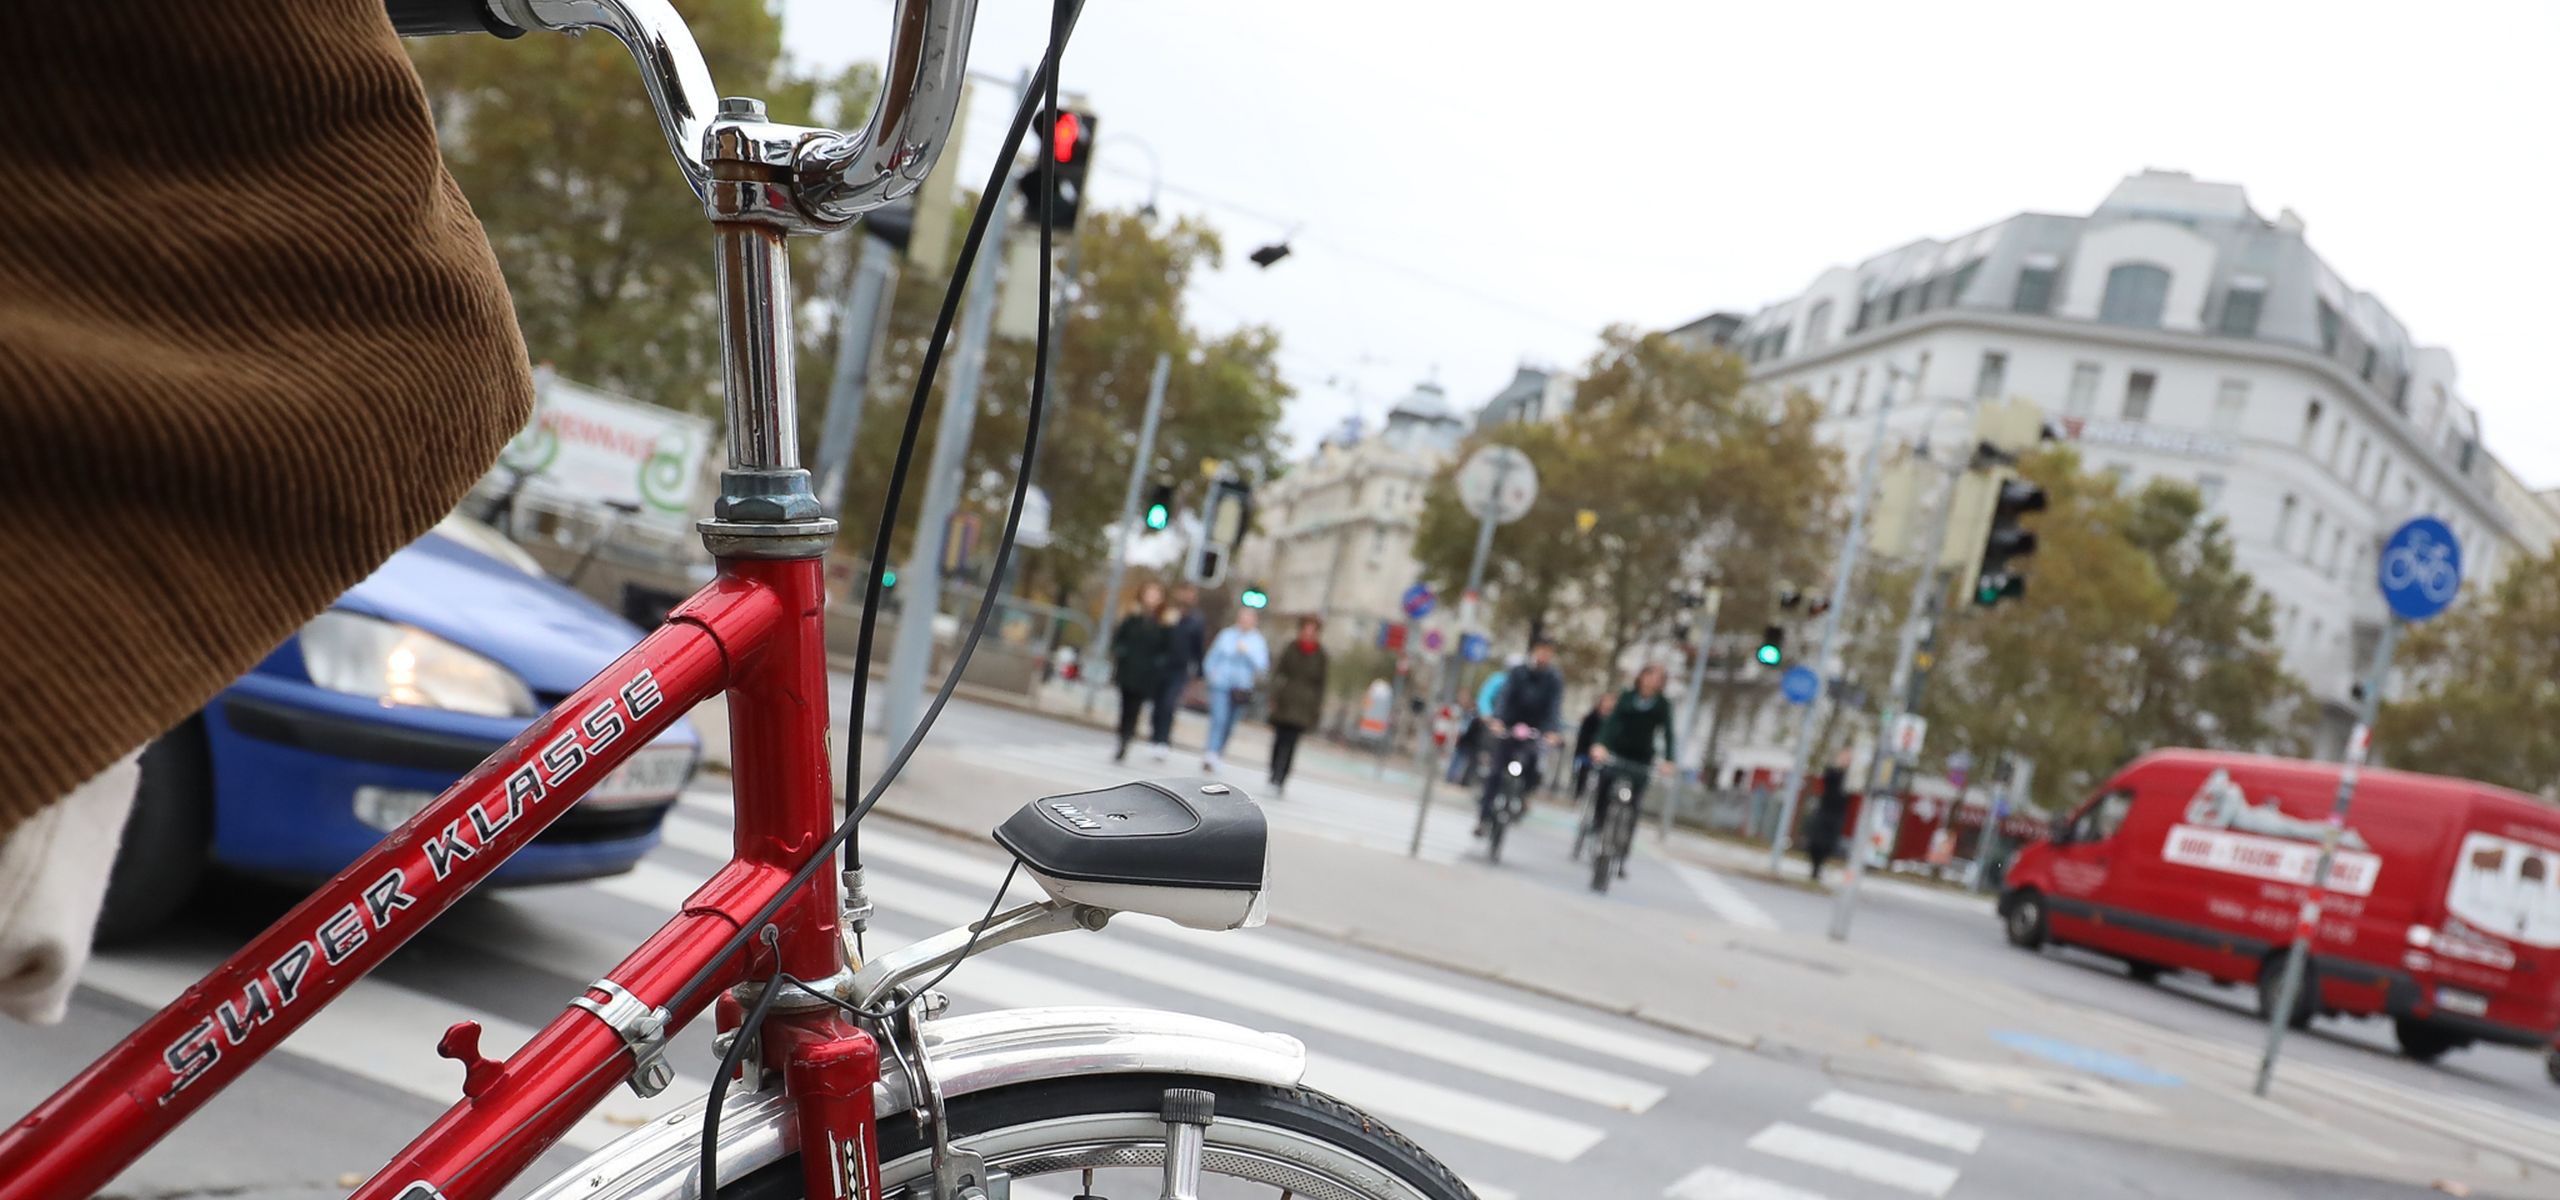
(2449, 832, 2560, 949)
(2071, 789, 2135, 844)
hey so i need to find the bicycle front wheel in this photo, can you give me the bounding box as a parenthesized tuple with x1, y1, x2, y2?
(719, 1073, 1477, 1199)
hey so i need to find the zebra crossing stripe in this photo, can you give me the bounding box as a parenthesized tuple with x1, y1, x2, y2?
(1664, 1162, 1832, 1199)
(660, 805, 1713, 1076)
(1808, 1090, 1983, 1154)
(1745, 1123, 1960, 1198)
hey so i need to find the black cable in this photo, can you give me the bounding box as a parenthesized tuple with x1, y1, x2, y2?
(865, 860, 1019, 1021)
(700, 927, 786, 1199)
(665, 0, 1080, 1029)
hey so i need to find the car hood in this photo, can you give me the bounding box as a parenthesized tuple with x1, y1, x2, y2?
(337, 531, 652, 698)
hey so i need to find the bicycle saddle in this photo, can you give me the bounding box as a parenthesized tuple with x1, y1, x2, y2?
(994, 779, 1269, 931)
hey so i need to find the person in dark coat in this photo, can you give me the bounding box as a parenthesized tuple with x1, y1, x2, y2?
(1806, 753, 1853, 882)
(1149, 584, 1206, 759)
(1109, 582, 1172, 763)
(1264, 615, 1329, 795)
(1571, 691, 1616, 800)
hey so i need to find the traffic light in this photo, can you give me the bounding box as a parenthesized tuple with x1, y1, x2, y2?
(1186, 477, 1254, 588)
(1018, 108, 1098, 232)
(1972, 477, 2048, 607)
(1248, 241, 1292, 268)
(1143, 481, 1174, 531)
(879, 567, 896, 589)
(1240, 585, 1270, 610)
(1756, 625, 1786, 667)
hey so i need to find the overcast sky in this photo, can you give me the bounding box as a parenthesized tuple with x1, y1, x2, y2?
(784, 0, 2560, 485)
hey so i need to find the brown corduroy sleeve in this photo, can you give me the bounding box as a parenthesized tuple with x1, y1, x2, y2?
(0, 1, 533, 835)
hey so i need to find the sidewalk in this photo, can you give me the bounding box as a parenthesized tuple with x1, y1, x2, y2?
(689, 696, 2550, 1194)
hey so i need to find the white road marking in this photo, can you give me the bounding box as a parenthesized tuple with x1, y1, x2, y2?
(1666, 859, 1781, 930)
(80, 948, 707, 1152)
(1664, 1162, 1833, 1199)
(1746, 1123, 1961, 1198)
(660, 807, 1715, 1076)
(1808, 1090, 1983, 1154)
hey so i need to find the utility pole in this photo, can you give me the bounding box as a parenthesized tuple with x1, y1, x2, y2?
(1768, 365, 1903, 875)
(1409, 455, 1509, 858)
(812, 230, 903, 515)
(1831, 394, 1978, 940)
(1080, 350, 1171, 705)
(1665, 585, 1722, 841)
(881, 73, 1025, 750)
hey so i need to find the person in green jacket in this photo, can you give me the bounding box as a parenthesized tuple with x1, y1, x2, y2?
(1583, 664, 1676, 872)
(1263, 615, 1329, 796)
(1108, 582, 1172, 763)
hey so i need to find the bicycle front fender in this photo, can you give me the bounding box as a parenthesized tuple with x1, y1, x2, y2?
(519, 1006, 1308, 1199)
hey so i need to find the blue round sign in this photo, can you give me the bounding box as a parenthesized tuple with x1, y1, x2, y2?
(1781, 665, 1820, 705)
(1401, 583, 1436, 620)
(2378, 516, 2462, 622)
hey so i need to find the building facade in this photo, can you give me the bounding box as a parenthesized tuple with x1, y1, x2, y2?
(1239, 383, 1468, 651)
(1681, 169, 2560, 750)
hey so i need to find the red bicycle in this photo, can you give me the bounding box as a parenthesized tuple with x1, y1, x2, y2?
(0, 2, 1473, 1197)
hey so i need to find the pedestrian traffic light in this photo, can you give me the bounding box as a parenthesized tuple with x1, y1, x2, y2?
(1756, 625, 1785, 666)
(1143, 482, 1174, 532)
(1018, 108, 1098, 232)
(1240, 584, 1269, 610)
(1972, 477, 2048, 607)
(1186, 477, 1254, 587)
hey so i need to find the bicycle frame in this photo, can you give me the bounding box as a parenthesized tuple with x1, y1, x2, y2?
(0, 1, 981, 1196)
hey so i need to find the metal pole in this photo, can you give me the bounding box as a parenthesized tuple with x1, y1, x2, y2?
(882, 74, 1024, 748)
(813, 231, 903, 515)
(1664, 586, 1722, 842)
(1080, 351, 1172, 708)
(1767, 366, 1902, 875)
(2255, 617, 2402, 1096)
(1833, 398, 1976, 938)
(1410, 462, 1507, 857)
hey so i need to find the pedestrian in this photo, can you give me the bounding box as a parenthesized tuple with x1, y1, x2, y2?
(1107, 582, 1171, 763)
(1806, 752, 1852, 882)
(1264, 615, 1328, 796)
(1200, 609, 1270, 774)
(1571, 690, 1616, 800)
(1150, 584, 1206, 760)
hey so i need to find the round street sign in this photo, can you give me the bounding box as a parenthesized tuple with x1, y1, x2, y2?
(1780, 665, 1820, 705)
(1401, 583, 1436, 620)
(2378, 516, 2462, 622)
(1423, 628, 1446, 652)
(1456, 445, 1539, 525)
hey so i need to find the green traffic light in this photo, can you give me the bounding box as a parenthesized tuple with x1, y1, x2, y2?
(1144, 504, 1171, 531)
(881, 568, 897, 588)
(1240, 588, 1269, 610)
(1755, 644, 1781, 666)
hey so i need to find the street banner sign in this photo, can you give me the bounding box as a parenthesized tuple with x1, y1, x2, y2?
(1780, 665, 1819, 705)
(1401, 582, 1436, 620)
(2378, 516, 2462, 622)
(1890, 713, 1928, 759)
(498, 370, 713, 533)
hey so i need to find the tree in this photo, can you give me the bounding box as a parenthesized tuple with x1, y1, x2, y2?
(1411, 420, 1593, 650)
(2377, 549, 2560, 794)
(1919, 449, 2307, 809)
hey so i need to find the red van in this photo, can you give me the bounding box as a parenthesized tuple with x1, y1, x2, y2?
(2000, 748, 2560, 1062)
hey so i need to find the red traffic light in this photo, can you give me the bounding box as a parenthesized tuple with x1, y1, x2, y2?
(1050, 112, 1083, 164)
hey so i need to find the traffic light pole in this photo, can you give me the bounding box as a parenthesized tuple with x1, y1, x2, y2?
(882, 73, 1024, 749)
(812, 230, 904, 515)
(1409, 458, 1507, 858)
(1767, 366, 1901, 875)
(1081, 350, 1173, 707)
(1665, 586, 1722, 842)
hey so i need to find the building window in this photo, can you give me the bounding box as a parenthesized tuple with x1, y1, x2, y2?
(2329, 527, 2347, 578)
(2299, 399, 2322, 448)
(2306, 511, 2325, 563)
(1949, 261, 1980, 304)
(2065, 362, 2102, 417)
(2121, 371, 2157, 422)
(2197, 473, 2226, 509)
(2219, 287, 2265, 336)
(2350, 436, 2370, 484)
(2327, 420, 2347, 468)
(2372, 456, 2390, 500)
(2098, 263, 2171, 327)
(1826, 375, 1841, 411)
(2013, 266, 2058, 314)
(1805, 300, 1834, 349)
(1850, 367, 1868, 416)
(2316, 301, 2342, 355)
(1974, 351, 2008, 401)
(1853, 298, 1875, 333)
(2210, 379, 2248, 434)
(1885, 289, 1906, 322)
(2360, 346, 2378, 382)
(2275, 494, 2298, 551)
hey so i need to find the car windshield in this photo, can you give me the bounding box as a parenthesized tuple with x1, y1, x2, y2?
(432, 512, 547, 577)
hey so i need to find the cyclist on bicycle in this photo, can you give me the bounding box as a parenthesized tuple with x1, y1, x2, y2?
(1474, 640, 1564, 837)
(1586, 664, 1676, 875)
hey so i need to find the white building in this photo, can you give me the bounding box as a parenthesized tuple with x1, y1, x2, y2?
(1239, 382, 1468, 651)
(1682, 169, 2560, 751)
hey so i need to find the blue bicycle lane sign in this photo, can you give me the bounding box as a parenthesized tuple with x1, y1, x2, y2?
(2378, 516, 2462, 622)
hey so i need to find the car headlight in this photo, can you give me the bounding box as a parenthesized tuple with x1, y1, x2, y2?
(301, 610, 535, 718)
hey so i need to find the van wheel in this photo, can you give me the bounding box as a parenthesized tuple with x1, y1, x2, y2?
(2126, 960, 2165, 984)
(2002, 890, 2048, 949)
(2393, 1019, 2464, 1064)
(2256, 954, 2315, 1031)
(95, 719, 214, 945)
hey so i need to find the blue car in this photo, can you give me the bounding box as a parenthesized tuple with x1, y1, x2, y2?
(99, 515, 699, 940)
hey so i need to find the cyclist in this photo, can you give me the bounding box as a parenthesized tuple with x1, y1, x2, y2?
(0, 4, 533, 1025)
(1474, 640, 1564, 837)
(1586, 663, 1676, 878)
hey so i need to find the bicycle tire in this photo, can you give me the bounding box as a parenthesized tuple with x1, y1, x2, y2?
(716, 1072, 1477, 1199)
(1487, 804, 1507, 863)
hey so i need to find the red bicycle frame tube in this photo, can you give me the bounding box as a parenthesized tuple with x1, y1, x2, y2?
(0, 556, 864, 1200)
